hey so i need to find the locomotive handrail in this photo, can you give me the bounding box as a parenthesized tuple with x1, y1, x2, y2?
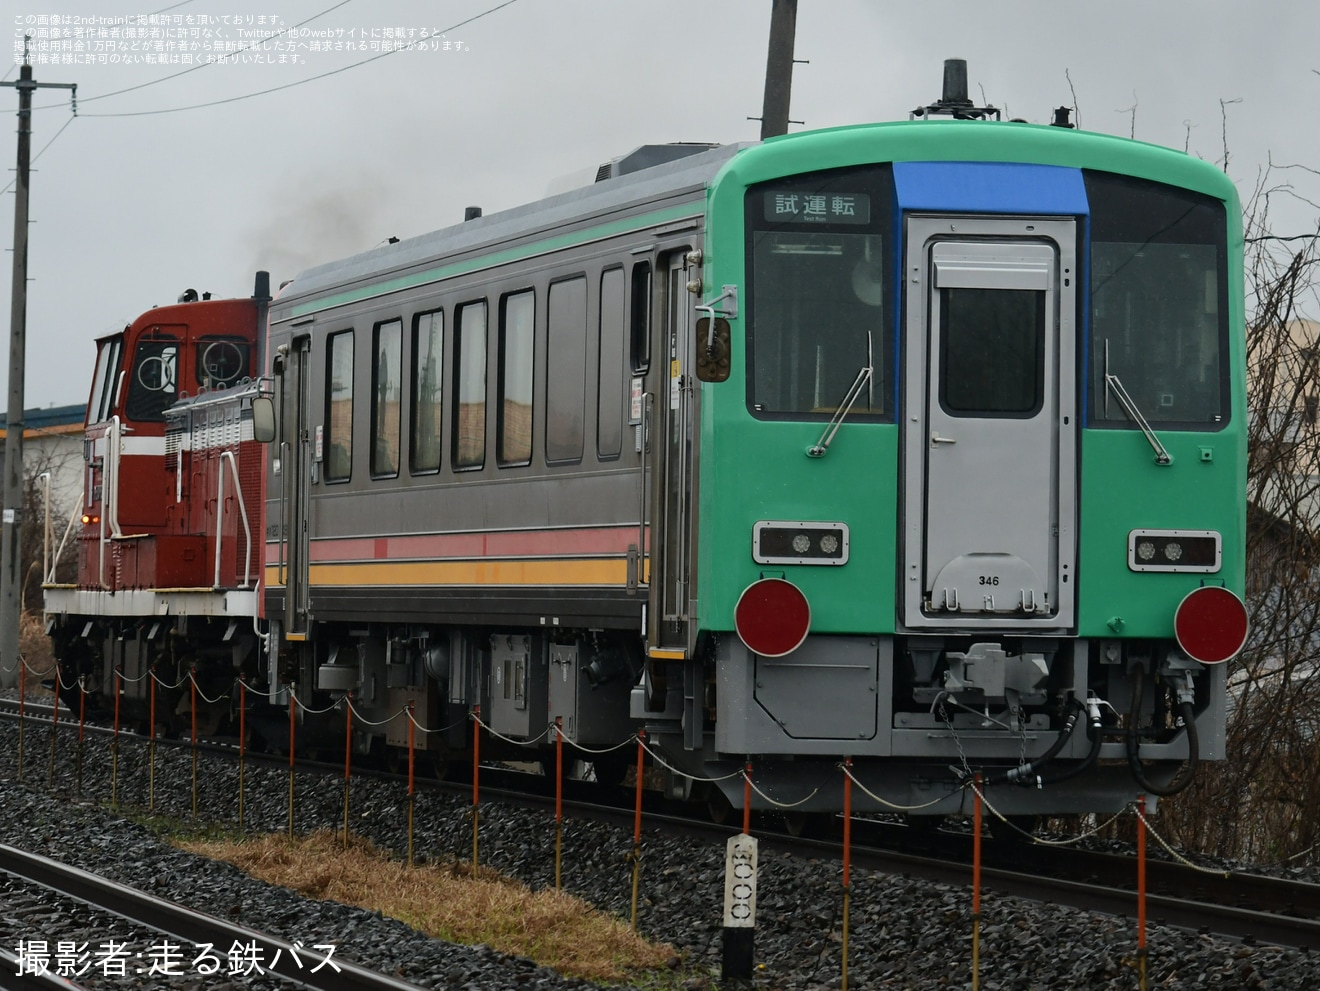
(97, 416, 127, 588)
(45, 498, 80, 585)
(38, 471, 50, 583)
(215, 450, 253, 589)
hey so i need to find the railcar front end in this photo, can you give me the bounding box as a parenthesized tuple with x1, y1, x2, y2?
(656, 118, 1245, 815)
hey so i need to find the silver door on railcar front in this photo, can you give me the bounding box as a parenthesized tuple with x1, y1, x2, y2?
(648, 251, 696, 654)
(278, 333, 312, 637)
(901, 217, 1076, 630)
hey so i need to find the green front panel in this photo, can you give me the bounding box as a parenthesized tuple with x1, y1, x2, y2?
(690, 119, 1244, 642)
(1077, 429, 1246, 638)
(697, 416, 899, 634)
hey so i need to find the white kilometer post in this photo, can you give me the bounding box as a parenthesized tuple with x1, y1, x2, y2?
(722, 833, 758, 980)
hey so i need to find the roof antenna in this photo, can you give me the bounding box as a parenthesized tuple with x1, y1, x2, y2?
(911, 59, 1001, 121)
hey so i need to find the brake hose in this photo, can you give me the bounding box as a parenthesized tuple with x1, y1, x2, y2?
(1126, 664, 1200, 797)
(983, 696, 1087, 788)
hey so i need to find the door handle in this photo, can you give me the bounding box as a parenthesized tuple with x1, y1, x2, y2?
(931, 433, 957, 445)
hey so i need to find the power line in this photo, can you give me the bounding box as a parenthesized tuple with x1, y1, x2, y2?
(0, 113, 77, 196)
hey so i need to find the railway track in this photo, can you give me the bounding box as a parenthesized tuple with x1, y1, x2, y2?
(0, 843, 428, 991)
(0, 946, 85, 991)
(4, 695, 1320, 951)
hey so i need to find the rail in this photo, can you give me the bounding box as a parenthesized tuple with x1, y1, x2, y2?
(215, 450, 253, 589)
(0, 843, 427, 991)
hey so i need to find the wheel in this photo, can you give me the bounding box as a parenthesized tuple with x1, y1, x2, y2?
(994, 814, 1041, 843)
(589, 754, 631, 787)
(705, 785, 735, 825)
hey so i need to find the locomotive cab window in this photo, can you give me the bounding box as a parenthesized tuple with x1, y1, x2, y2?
(196, 337, 250, 389)
(1086, 171, 1229, 429)
(745, 165, 895, 420)
(87, 335, 124, 424)
(125, 334, 180, 422)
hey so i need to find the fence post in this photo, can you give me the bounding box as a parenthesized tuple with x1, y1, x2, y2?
(554, 716, 563, 891)
(630, 730, 645, 930)
(843, 759, 853, 991)
(190, 671, 198, 817)
(1137, 795, 1148, 991)
(148, 670, 156, 812)
(342, 692, 353, 849)
(972, 774, 983, 991)
(407, 702, 415, 867)
(287, 689, 296, 838)
(471, 704, 481, 877)
(111, 667, 121, 809)
(238, 680, 246, 829)
(47, 666, 58, 789)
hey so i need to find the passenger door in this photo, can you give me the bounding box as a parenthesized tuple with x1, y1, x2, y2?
(901, 217, 1076, 629)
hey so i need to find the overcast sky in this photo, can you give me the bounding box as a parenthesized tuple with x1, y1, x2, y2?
(2, 0, 1318, 411)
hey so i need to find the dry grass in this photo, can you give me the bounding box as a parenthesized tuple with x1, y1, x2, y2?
(18, 610, 54, 697)
(175, 830, 676, 982)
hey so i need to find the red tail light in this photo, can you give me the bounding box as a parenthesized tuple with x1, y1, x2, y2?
(1174, 586, 1248, 664)
(734, 578, 811, 658)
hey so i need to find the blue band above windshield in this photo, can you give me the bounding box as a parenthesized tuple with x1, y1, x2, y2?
(893, 162, 1087, 216)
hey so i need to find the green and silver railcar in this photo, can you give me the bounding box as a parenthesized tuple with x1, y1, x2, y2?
(262, 104, 1244, 816)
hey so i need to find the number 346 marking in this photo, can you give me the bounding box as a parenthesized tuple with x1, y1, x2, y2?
(978, 575, 1000, 586)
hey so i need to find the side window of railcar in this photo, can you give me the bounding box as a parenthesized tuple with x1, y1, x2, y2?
(453, 301, 488, 470)
(196, 337, 250, 390)
(87, 336, 124, 424)
(410, 310, 443, 474)
(546, 276, 588, 464)
(630, 262, 651, 375)
(371, 319, 402, 478)
(598, 268, 626, 459)
(1086, 172, 1229, 428)
(744, 165, 895, 420)
(324, 330, 354, 482)
(125, 334, 180, 422)
(498, 290, 535, 467)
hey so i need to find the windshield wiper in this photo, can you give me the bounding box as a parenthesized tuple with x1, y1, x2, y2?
(807, 334, 874, 458)
(1104, 340, 1172, 466)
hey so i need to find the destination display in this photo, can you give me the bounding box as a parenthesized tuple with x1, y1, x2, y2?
(763, 191, 871, 224)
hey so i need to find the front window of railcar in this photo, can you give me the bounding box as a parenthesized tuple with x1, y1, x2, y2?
(1086, 172, 1229, 428)
(745, 165, 895, 420)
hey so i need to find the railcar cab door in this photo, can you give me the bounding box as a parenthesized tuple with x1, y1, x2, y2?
(273, 332, 313, 638)
(647, 250, 698, 656)
(901, 217, 1077, 630)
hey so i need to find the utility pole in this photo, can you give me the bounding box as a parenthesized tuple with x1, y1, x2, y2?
(759, 0, 798, 139)
(0, 41, 76, 688)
